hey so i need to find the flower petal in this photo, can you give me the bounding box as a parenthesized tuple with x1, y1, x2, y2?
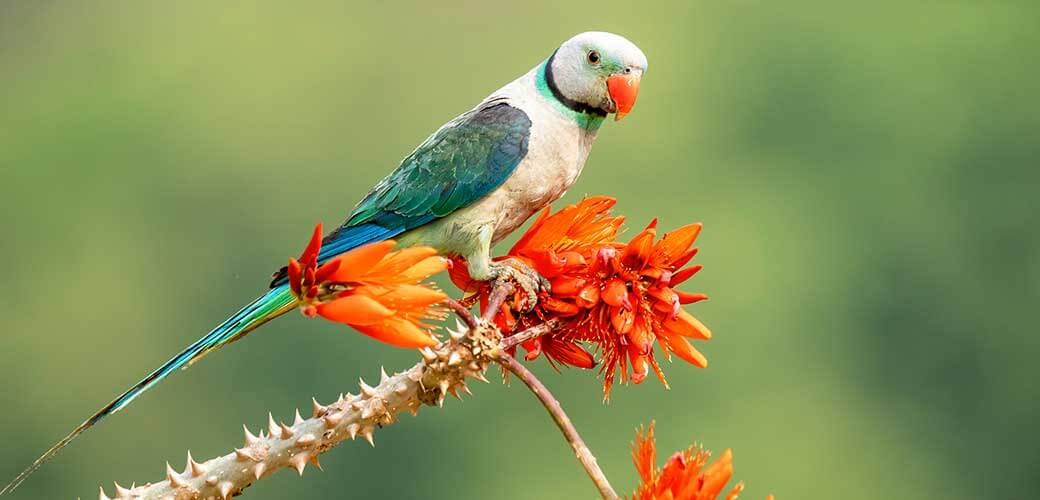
(628, 344, 648, 384)
(697, 449, 734, 500)
(542, 296, 581, 316)
(576, 284, 601, 307)
(631, 423, 657, 484)
(724, 482, 746, 500)
(448, 257, 478, 292)
(372, 284, 447, 310)
(550, 276, 586, 297)
(494, 304, 516, 333)
(326, 240, 397, 283)
(622, 227, 657, 268)
(572, 212, 624, 246)
(315, 294, 394, 326)
(676, 290, 709, 304)
(612, 306, 635, 334)
(353, 318, 438, 348)
(522, 249, 565, 278)
(602, 278, 629, 307)
(394, 256, 450, 283)
(671, 248, 700, 271)
(314, 258, 342, 284)
(523, 337, 543, 361)
(367, 246, 439, 279)
(543, 338, 597, 369)
(647, 286, 679, 307)
(663, 309, 712, 340)
(300, 223, 324, 268)
(670, 264, 703, 287)
(287, 258, 302, 296)
(558, 251, 587, 270)
(659, 451, 690, 495)
(654, 223, 702, 264)
(661, 334, 708, 368)
(511, 196, 622, 255)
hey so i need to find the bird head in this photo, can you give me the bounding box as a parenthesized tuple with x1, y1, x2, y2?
(545, 32, 648, 121)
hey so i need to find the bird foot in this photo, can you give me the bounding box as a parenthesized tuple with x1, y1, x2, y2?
(488, 258, 551, 312)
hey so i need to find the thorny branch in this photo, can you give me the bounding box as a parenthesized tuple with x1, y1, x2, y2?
(103, 283, 614, 499)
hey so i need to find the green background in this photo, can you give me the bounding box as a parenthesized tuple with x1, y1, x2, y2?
(2, 2, 1037, 498)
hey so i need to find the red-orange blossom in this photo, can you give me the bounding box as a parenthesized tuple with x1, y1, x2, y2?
(631, 422, 773, 500)
(450, 196, 712, 397)
(287, 224, 448, 348)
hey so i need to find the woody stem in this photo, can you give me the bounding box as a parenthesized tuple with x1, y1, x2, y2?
(499, 318, 561, 351)
(444, 298, 479, 330)
(497, 352, 619, 500)
(483, 283, 515, 322)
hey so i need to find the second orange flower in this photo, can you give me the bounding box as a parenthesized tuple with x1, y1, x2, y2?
(287, 224, 449, 348)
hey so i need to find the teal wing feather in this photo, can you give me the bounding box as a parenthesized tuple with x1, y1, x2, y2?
(272, 100, 531, 285)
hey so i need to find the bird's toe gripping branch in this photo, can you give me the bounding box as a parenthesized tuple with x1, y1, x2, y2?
(487, 258, 552, 313)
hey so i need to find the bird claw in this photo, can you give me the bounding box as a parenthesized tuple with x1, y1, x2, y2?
(488, 258, 550, 312)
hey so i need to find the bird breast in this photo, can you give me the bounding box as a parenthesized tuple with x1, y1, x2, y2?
(487, 79, 598, 243)
(433, 68, 600, 248)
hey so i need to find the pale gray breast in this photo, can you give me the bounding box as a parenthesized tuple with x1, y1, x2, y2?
(465, 68, 599, 243)
(490, 111, 593, 240)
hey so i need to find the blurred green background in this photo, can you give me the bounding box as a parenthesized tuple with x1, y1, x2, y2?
(2, 1, 1038, 498)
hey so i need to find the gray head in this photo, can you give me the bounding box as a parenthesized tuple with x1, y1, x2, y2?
(545, 31, 648, 120)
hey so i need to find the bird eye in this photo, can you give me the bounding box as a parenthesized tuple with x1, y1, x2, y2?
(587, 50, 600, 64)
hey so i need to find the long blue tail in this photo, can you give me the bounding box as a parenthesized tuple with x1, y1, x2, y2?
(0, 286, 297, 496)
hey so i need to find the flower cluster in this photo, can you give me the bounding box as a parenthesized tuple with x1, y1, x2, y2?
(450, 197, 711, 398)
(631, 422, 770, 500)
(287, 224, 449, 348)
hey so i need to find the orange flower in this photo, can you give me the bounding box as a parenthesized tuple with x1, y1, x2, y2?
(450, 197, 711, 398)
(631, 422, 770, 500)
(449, 197, 624, 368)
(572, 219, 711, 397)
(287, 224, 448, 348)
(510, 195, 625, 257)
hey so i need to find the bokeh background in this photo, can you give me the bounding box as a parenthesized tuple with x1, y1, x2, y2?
(2, 1, 1038, 498)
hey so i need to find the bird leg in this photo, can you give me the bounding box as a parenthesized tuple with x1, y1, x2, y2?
(464, 226, 549, 312)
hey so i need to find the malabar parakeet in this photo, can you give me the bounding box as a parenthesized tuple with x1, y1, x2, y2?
(2, 31, 647, 494)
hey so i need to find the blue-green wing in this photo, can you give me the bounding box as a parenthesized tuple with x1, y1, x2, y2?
(271, 101, 531, 286)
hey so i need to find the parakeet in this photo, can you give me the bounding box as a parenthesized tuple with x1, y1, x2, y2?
(2, 31, 647, 494)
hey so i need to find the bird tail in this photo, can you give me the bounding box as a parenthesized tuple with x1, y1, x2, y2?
(0, 285, 297, 496)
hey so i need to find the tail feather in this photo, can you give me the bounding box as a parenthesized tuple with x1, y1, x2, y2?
(0, 286, 297, 496)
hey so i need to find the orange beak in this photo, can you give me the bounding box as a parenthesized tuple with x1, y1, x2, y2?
(607, 73, 641, 121)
